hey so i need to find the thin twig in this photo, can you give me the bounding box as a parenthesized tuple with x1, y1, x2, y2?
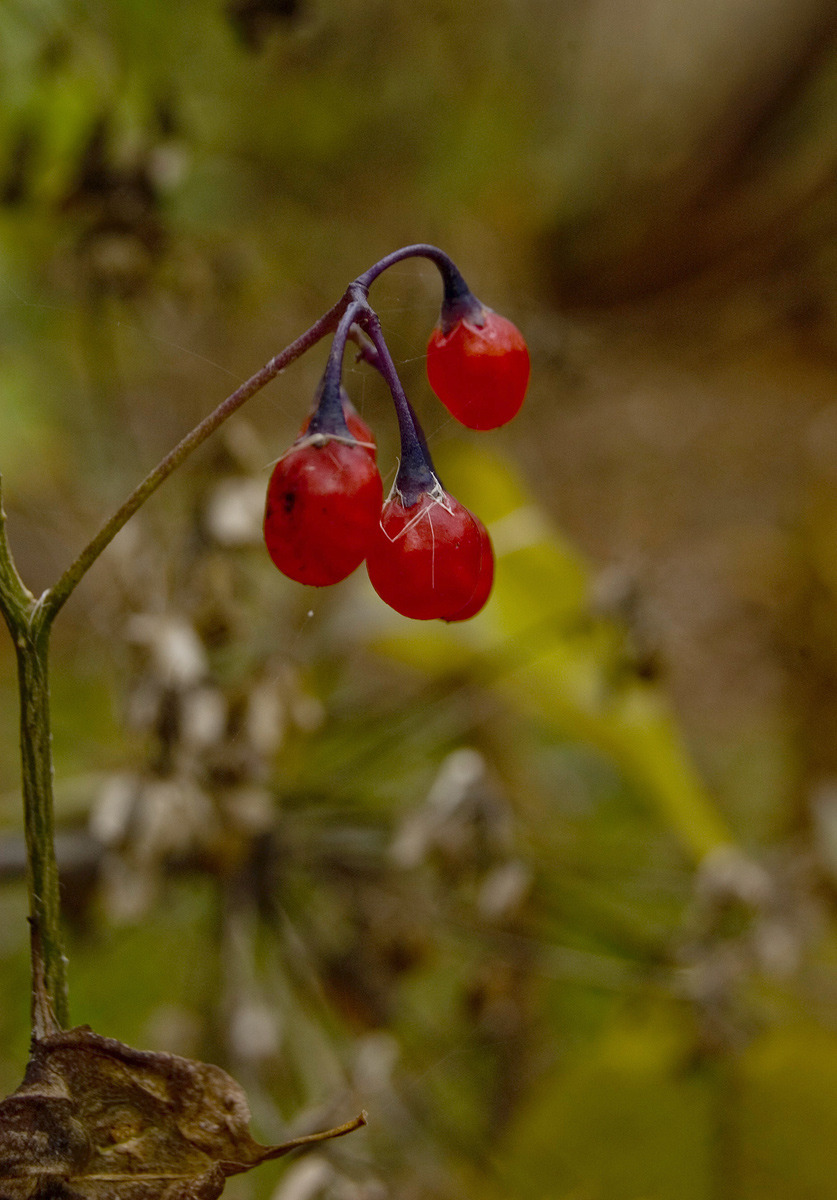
(35, 296, 348, 630)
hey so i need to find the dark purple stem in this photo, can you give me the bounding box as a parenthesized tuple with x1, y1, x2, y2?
(348, 322, 434, 465)
(354, 244, 469, 302)
(354, 244, 484, 333)
(308, 300, 365, 438)
(359, 310, 436, 505)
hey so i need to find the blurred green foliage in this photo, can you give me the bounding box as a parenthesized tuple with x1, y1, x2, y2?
(3, 2, 837, 1198)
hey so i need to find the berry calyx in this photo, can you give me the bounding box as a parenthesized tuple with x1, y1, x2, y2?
(443, 516, 494, 622)
(427, 296, 530, 432)
(264, 378, 383, 587)
(302, 386, 376, 457)
(366, 480, 484, 621)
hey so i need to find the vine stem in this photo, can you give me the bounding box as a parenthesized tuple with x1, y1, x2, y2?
(0, 292, 351, 1028)
(354, 242, 466, 298)
(33, 242, 459, 627)
(36, 296, 349, 630)
(0, 244, 457, 1030)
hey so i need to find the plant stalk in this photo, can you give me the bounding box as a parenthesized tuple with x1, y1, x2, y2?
(17, 626, 67, 1028)
(38, 295, 348, 626)
(0, 478, 68, 1028)
(0, 246, 458, 1033)
(0, 294, 352, 1031)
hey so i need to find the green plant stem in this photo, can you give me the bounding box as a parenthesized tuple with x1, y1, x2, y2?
(0, 249, 442, 1032)
(37, 295, 347, 626)
(0, 478, 68, 1028)
(0, 292, 347, 1031)
(16, 627, 67, 1028)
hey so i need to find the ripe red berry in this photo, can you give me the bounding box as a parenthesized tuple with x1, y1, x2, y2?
(366, 483, 484, 620)
(427, 308, 530, 431)
(264, 435, 383, 586)
(443, 516, 494, 622)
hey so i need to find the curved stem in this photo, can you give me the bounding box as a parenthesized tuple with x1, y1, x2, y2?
(323, 301, 366, 393)
(36, 295, 348, 631)
(33, 247, 468, 631)
(354, 243, 470, 301)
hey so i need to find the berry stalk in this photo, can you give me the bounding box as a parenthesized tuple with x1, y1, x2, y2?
(359, 310, 437, 504)
(37, 294, 350, 629)
(354, 243, 471, 306)
(307, 299, 366, 438)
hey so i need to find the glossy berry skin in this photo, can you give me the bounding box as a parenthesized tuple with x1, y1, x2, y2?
(366, 485, 483, 620)
(264, 436, 383, 586)
(342, 404, 376, 452)
(427, 309, 530, 431)
(444, 517, 494, 622)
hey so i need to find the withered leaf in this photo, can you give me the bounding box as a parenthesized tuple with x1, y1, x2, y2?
(0, 1023, 365, 1200)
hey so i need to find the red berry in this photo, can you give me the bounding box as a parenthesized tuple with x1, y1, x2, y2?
(366, 484, 483, 620)
(427, 309, 530, 431)
(443, 517, 494, 622)
(341, 396, 376, 451)
(264, 436, 383, 586)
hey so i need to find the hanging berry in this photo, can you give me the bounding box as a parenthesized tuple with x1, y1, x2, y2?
(258, 248, 521, 614)
(426, 268, 530, 431)
(264, 369, 383, 587)
(264, 441, 382, 586)
(360, 313, 489, 620)
(367, 482, 485, 621)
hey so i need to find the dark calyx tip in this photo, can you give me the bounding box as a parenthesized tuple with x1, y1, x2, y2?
(439, 267, 485, 333)
(395, 437, 437, 507)
(307, 377, 353, 439)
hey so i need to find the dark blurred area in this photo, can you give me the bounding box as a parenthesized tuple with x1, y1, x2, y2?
(4, 1, 837, 1196)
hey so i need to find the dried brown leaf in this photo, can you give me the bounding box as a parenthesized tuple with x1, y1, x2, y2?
(0, 1023, 365, 1200)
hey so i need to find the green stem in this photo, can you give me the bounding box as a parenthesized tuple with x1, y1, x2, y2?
(0, 478, 68, 1028)
(0, 294, 348, 1031)
(37, 295, 347, 626)
(17, 625, 67, 1028)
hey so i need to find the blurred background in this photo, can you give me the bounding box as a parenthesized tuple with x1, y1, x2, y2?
(4, 0, 837, 1196)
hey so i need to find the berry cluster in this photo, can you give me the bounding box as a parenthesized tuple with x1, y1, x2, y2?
(263, 247, 529, 622)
